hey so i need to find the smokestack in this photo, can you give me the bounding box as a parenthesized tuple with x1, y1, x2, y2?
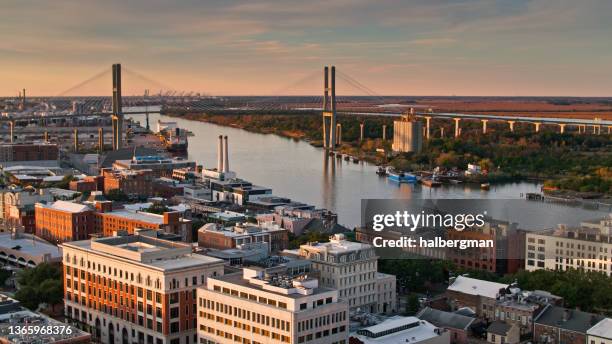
(223, 136, 229, 173)
(217, 135, 224, 171)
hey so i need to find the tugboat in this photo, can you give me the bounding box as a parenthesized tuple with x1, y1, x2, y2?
(387, 167, 417, 183)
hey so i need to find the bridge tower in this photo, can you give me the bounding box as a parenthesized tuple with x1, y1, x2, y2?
(322, 66, 337, 149)
(111, 63, 123, 150)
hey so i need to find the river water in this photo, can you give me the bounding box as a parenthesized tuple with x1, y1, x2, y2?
(129, 112, 610, 229)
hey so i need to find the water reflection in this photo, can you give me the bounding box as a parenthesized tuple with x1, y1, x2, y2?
(128, 113, 609, 228)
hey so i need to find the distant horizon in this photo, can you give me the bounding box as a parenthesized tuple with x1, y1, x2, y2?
(2, 1, 612, 97)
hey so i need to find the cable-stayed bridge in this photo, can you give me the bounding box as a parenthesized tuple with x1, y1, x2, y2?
(2, 64, 611, 150)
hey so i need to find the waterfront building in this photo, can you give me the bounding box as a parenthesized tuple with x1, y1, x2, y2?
(290, 234, 396, 314)
(392, 115, 423, 153)
(196, 264, 349, 344)
(113, 156, 196, 178)
(61, 231, 224, 344)
(0, 143, 59, 163)
(525, 215, 612, 276)
(350, 316, 450, 344)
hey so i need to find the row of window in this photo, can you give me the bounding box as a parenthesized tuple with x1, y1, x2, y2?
(210, 285, 289, 309)
(199, 298, 291, 332)
(198, 313, 290, 342)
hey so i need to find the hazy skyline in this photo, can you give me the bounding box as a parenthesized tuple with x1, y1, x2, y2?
(1, 0, 612, 97)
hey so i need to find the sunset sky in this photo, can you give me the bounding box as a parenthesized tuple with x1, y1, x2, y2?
(1, 0, 611, 96)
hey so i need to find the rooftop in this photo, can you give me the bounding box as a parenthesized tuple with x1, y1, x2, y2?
(299, 234, 372, 254)
(535, 305, 604, 334)
(587, 318, 612, 339)
(0, 232, 61, 260)
(417, 307, 476, 331)
(447, 276, 509, 299)
(214, 268, 331, 299)
(62, 234, 222, 272)
(487, 321, 513, 336)
(0, 294, 90, 343)
(353, 316, 447, 344)
(36, 200, 91, 213)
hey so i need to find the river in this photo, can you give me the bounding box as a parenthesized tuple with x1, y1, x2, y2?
(128, 112, 610, 229)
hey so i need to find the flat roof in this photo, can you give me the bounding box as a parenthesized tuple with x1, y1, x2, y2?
(63, 237, 222, 272)
(0, 233, 61, 259)
(353, 316, 443, 344)
(300, 239, 371, 254)
(105, 210, 165, 224)
(37, 200, 91, 213)
(213, 272, 334, 299)
(447, 276, 508, 299)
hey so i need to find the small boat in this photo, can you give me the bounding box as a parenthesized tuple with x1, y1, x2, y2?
(344, 155, 351, 161)
(328, 151, 335, 157)
(376, 166, 387, 176)
(449, 179, 462, 184)
(422, 178, 442, 187)
(481, 183, 490, 190)
(387, 168, 417, 183)
(352, 157, 360, 163)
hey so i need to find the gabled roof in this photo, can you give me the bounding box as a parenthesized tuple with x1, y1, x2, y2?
(587, 318, 612, 339)
(535, 305, 603, 334)
(487, 321, 513, 336)
(417, 307, 476, 330)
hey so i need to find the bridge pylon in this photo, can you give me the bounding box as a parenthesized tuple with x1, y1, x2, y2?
(322, 66, 337, 149)
(111, 63, 123, 150)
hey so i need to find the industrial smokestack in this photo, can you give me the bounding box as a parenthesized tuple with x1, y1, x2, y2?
(223, 136, 229, 173)
(217, 135, 224, 171)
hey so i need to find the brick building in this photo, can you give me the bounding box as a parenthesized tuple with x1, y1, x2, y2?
(35, 200, 193, 244)
(0, 187, 53, 233)
(447, 220, 523, 274)
(69, 176, 103, 193)
(197, 222, 288, 253)
(0, 143, 59, 162)
(35, 201, 94, 243)
(446, 276, 509, 319)
(101, 168, 154, 198)
(61, 232, 224, 344)
(533, 305, 604, 344)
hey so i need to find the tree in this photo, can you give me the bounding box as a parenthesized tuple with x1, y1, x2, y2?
(146, 203, 170, 215)
(106, 188, 129, 202)
(14, 263, 63, 311)
(405, 293, 420, 315)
